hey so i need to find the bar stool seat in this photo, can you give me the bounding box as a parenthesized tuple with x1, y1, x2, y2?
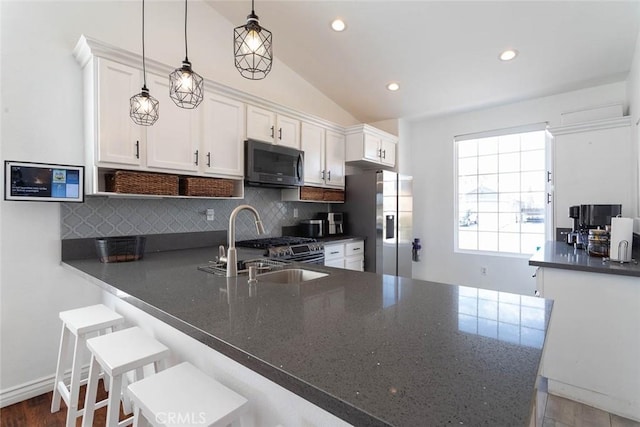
(82, 326, 170, 427)
(127, 362, 249, 427)
(51, 304, 125, 427)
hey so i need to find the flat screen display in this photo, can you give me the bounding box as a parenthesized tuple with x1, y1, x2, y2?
(4, 161, 84, 202)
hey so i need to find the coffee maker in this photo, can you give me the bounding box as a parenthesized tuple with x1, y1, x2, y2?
(567, 204, 622, 247)
(317, 212, 344, 235)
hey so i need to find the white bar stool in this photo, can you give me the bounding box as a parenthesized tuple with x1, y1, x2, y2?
(82, 326, 170, 427)
(51, 304, 125, 427)
(127, 362, 249, 427)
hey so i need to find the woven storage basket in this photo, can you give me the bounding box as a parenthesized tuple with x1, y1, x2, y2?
(105, 171, 179, 196)
(179, 177, 234, 197)
(300, 186, 325, 201)
(324, 189, 345, 202)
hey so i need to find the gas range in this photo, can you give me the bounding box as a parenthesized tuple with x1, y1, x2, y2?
(236, 236, 325, 264)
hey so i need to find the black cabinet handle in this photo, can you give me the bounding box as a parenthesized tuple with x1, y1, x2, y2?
(382, 149, 386, 159)
(207, 152, 211, 167)
(270, 126, 274, 138)
(321, 170, 325, 180)
(278, 128, 282, 140)
(194, 150, 199, 166)
(547, 171, 552, 182)
(135, 141, 140, 159)
(547, 193, 552, 204)
(327, 170, 331, 181)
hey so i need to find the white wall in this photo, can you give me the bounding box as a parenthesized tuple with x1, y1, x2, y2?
(627, 30, 640, 218)
(401, 82, 630, 296)
(0, 0, 357, 404)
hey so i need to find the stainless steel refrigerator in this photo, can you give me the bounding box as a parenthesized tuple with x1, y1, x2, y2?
(342, 170, 413, 277)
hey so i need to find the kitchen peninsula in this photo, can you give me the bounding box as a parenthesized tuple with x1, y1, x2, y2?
(63, 244, 552, 426)
(529, 241, 640, 421)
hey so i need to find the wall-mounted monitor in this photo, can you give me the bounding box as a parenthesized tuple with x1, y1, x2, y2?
(4, 161, 84, 203)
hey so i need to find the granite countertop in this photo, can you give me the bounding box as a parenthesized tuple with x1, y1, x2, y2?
(529, 241, 640, 277)
(314, 235, 365, 244)
(64, 247, 552, 426)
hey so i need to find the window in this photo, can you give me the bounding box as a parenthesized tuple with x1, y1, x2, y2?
(455, 126, 548, 255)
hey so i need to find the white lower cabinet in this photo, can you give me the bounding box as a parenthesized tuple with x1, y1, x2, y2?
(324, 243, 345, 268)
(324, 240, 364, 271)
(536, 267, 640, 421)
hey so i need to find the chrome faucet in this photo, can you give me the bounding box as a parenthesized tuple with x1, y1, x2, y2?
(226, 204, 265, 277)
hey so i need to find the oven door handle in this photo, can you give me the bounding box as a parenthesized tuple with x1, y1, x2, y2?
(294, 254, 325, 264)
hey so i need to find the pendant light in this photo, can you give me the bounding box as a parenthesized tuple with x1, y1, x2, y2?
(130, 0, 159, 126)
(233, 0, 273, 80)
(169, 0, 203, 108)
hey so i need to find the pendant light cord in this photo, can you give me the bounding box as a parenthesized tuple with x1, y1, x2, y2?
(141, 0, 147, 88)
(251, 0, 255, 14)
(184, 0, 189, 61)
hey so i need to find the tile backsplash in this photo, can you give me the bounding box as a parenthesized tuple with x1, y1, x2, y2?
(61, 187, 325, 241)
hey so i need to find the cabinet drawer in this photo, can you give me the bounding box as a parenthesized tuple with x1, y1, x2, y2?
(345, 240, 364, 256)
(324, 243, 345, 260)
(324, 258, 345, 269)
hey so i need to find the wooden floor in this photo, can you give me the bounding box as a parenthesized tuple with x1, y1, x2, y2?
(0, 379, 126, 427)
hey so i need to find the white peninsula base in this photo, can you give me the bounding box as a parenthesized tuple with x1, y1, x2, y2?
(535, 267, 640, 421)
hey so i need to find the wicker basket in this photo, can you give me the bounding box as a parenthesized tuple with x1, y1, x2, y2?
(300, 186, 325, 201)
(179, 177, 234, 197)
(105, 171, 179, 196)
(324, 189, 345, 202)
(95, 236, 146, 263)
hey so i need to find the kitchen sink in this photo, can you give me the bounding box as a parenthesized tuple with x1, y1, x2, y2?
(257, 268, 328, 284)
(198, 258, 290, 276)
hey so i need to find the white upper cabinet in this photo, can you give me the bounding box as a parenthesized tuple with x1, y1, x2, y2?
(549, 117, 633, 229)
(246, 104, 276, 142)
(145, 72, 200, 173)
(201, 93, 245, 178)
(346, 124, 397, 168)
(300, 123, 345, 188)
(96, 59, 144, 167)
(276, 115, 301, 149)
(380, 137, 396, 167)
(301, 122, 325, 186)
(324, 130, 345, 188)
(247, 105, 300, 148)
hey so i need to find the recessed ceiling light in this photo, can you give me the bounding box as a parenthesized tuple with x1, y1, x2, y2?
(331, 18, 346, 32)
(386, 82, 400, 91)
(499, 49, 519, 61)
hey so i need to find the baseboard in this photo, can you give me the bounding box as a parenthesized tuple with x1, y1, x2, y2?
(0, 366, 89, 408)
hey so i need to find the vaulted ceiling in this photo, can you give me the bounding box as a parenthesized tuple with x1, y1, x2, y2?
(207, 1, 640, 123)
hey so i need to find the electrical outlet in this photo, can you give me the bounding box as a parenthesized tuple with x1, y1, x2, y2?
(480, 266, 488, 276)
(206, 209, 215, 221)
(293, 208, 299, 218)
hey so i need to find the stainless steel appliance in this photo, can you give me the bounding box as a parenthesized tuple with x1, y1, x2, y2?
(298, 219, 326, 238)
(342, 170, 413, 277)
(245, 139, 304, 188)
(236, 236, 325, 265)
(567, 204, 622, 248)
(316, 212, 344, 235)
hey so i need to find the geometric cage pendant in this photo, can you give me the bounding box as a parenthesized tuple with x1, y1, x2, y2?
(234, 10, 272, 80)
(169, 60, 204, 109)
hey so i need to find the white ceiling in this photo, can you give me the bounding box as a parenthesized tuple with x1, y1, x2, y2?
(207, 1, 640, 123)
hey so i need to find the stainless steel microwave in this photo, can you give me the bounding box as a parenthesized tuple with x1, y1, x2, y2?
(245, 139, 304, 188)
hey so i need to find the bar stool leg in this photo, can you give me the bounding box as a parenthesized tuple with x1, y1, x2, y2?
(65, 334, 87, 427)
(81, 355, 101, 427)
(51, 324, 70, 413)
(106, 373, 124, 427)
